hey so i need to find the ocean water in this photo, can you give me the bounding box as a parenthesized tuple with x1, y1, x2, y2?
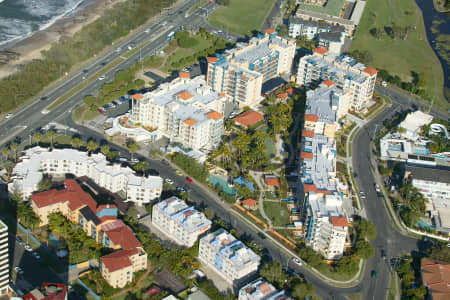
(0, 0, 88, 49)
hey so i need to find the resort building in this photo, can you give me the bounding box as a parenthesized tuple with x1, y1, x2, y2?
(152, 197, 212, 247)
(9, 146, 162, 205)
(296, 48, 377, 111)
(405, 165, 450, 234)
(30, 180, 147, 288)
(239, 278, 290, 300)
(129, 74, 227, 152)
(421, 258, 450, 300)
(0, 220, 8, 297)
(198, 229, 260, 285)
(305, 193, 349, 260)
(207, 30, 295, 107)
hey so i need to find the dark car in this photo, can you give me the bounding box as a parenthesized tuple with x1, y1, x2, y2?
(371, 270, 377, 278)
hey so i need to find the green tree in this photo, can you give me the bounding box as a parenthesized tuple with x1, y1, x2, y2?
(204, 208, 215, 220)
(127, 141, 140, 160)
(32, 131, 42, 145)
(46, 130, 57, 149)
(291, 282, 316, 300)
(259, 262, 287, 288)
(355, 240, 375, 259)
(10, 142, 18, 162)
(71, 137, 83, 149)
(356, 218, 377, 240)
(38, 177, 53, 192)
(87, 140, 99, 153)
(1, 147, 10, 161)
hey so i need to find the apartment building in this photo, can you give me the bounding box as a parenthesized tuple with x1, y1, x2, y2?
(296, 48, 377, 111)
(207, 30, 295, 107)
(0, 220, 8, 297)
(288, 18, 345, 54)
(152, 197, 212, 247)
(30, 180, 147, 288)
(130, 74, 226, 151)
(405, 165, 450, 233)
(198, 229, 260, 285)
(9, 147, 162, 205)
(239, 278, 290, 300)
(305, 193, 349, 260)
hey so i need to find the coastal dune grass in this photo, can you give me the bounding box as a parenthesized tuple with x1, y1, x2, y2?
(208, 0, 277, 36)
(350, 0, 447, 110)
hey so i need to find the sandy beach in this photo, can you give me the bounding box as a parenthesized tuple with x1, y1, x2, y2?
(0, 0, 121, 79)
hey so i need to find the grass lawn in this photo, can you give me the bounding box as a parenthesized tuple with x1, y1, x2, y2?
(350, 0, 447, 110)
(265, 137, 276, 158)
(263, 201, 290, 227)
(298, 0, 345, 16)
(208, 0, 277, 35)
(163, 37, 214, 72)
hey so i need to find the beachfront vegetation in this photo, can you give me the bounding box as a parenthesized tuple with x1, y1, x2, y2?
(0, 0, 177, 114)
(350, 0, 447, 110)
(208, 0, 277, 35)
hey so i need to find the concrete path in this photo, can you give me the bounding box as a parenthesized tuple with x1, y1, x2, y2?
(250, 170, 273, 228)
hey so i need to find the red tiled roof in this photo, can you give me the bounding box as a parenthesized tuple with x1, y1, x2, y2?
(330, 216, 349, 227)
(313, 47, 328, 55)
(31, 179, 97, 213)
(177, 91, 194, 100)
(302, 130, 314, 137)
(205, 111, 223, 120)
(242, 198, 258, 208)
(421, 258, 450, 296)
(363, 67, 378, 76)
(147, 286, 161, 296)
(286, 88, 294, 95)
(265, 177, 280, 187)
(184, 118, 198, 126)
(277, 93, 288, 99)
(103, 220, 142, 250)
(233, 110, 264, 127)
(100, 249, 133, 272)
(23, 283, 67, 300)
(131, 94, 144, 100)
(304, 114, 318, 122)
(99, 216, 117, 224)
(265, 29, 276, 34)
(219, 92, 226, 97)
(179, 71, 190, 79)
(301, 152, 313, 159)
(207, 57, 217, 63)
(322, 80, 335, 87)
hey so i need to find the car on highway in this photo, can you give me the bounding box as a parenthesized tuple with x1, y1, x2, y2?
(116, 47, 122, 53)
(144, 28, 150, 33)
(165, 178, 174, 185)
(185, 177, 193, 183)
(98, 75, 106, 81)
(40, 96, 48, 101)
(375, 184, 381, 193)
(5, 113, 13, 119)
(24, 244, 32, 252)
(292, 258, 302, 266)
(175, 170, 183, 176)
(14, 266, 24, 276)
(101, 61, 107, 66)
(127, 43, 136, 50)
(32, 252, 41, 260)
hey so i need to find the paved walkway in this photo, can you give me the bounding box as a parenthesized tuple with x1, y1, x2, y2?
(111, 263, 152, 299)
(250, 170, 273, 228)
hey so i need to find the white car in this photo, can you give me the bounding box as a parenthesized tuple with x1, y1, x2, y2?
(144, 28, 150, 33)
(24, 244, 32, 252)
(98, 75, 106, 81)
(165, 178, 174, 185)
(5, 113, 13, 119)
(116, 47, 122, 52)
(292, 258, 302, 266)
(14, 266, 24, 275)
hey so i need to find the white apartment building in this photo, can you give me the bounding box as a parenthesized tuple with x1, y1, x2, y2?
(207, 30, 296, 107)
(9, 147, 162, 205)
(198, 228, 260, 285)
(0, 220, 8, 297)
(152, 197, 212, 247)
(239, 278, 290, 300)
(296, 48, 378, 111)
(130, 74, 227, 151)
(306, 193, 349, 260)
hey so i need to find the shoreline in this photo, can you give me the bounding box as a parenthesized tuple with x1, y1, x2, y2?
(0, 0, 119, 79)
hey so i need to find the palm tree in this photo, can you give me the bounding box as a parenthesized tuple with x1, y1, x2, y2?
(86, 140, 98, 154)
(46, 130, 57, 149)
(1, 147, 10, 161)
(10, 142, 18, 162)
(32, 131, 42, 146)
(71, 137, 82, 149)
(100, 144, 110, 156)
(127, 142, 140, 160)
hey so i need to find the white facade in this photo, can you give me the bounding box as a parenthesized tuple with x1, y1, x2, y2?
(398, 111, 433, 141)
(198, 229, 260, 284)
(152, 197, 212, 247)
(9, 147, 162, 205)
(0, 220, 8, 297)
(131, 75, 226, 151)
(296, 50, 377, 111)
(306, 193, 348, 260)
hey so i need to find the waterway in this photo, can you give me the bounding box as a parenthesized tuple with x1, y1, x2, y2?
(415, 0, 450, 98)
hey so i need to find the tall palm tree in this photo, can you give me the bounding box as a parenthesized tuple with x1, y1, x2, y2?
(1, 147, 10, 161)
(32, 131, 42, 146)
(100, 144, 110, 156)
(86, 140, 98, 154)
(10, 142, 18, 162)
(46, 130, 56, 149)
(127, 142, 140, 160)
(71, 137, 82, 149)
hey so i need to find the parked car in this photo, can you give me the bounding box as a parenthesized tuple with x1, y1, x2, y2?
(175, 170, 183, 176)
(176, 186, 186, 193)
(98, 75, 106, 81)
(5, 113, 13, 119)
(14, 266, 24, 275)
(24, 244, 32, 252)
(32, 252, 40, 260)
(118, 157, 128, 162)
(371, 270, 377, 278)
(185, 177, 193, 183)
(165, 178, 174, 185)
(292, 258, 302, 266)
(131, 158, 139, 164)
(127, 43, 136, 50)
(144, 28, 150, 33)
